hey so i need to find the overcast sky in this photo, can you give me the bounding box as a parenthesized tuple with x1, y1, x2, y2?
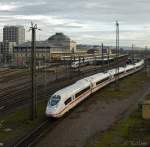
(0, 0, 150, 47)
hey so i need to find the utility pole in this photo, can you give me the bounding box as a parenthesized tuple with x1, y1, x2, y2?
(145, 46, 150, 76)
(132, 44, 134, 63)
(78, 56, 81, 73)
(145, 46, 147, 67)
(115, 21, 120, 90)
(101, 43, 104, 71)
(107, 47, 110, 70)
(30, 22, 40, 120)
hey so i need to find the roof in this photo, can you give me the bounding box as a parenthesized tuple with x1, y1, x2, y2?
(4, 25, 24, 28)
(14, 41, 60, 48)
(15, 41, 50, 48)
(84, 72, 109, 83)
(48, 33, 70, 42)
(135, 60, 144, 67)
(125, 64, 134, 70)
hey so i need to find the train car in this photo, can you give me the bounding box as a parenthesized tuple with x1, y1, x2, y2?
(71, 59, 90, 68)
(46, 60, 144, 118)
(84, 72, 110, 93)
(71, 56, 95, 68)
(46, 79, 91, 118)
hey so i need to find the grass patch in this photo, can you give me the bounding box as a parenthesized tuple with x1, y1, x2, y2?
(94, 71, 150, 101)
(86, 109, 150, 147)
(0, 101, 47, 146)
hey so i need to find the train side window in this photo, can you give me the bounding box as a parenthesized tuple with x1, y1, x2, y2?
(96, 77, 109, 85)
(126, 69, 133, 72)
(75, 86, 90, 98)
(64, 97, 72, 105)
(114, 71, 124, 77)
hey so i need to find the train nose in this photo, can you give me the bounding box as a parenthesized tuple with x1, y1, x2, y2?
(45, 106, 59, 117)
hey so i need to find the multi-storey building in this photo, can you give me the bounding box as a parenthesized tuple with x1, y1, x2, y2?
(1, 25, 25, 64)
(3, 25, 25, 45)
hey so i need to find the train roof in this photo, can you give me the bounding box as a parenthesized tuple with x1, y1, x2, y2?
(119, 67, 125, 73)
(53, 79, 91, 99)
(125, 59, 144, 70)
(108, 67, 125, 75)
(108, 69, 116, 75)
(135, 60, 144, 67)
(125, 64, 134, 70)
(97, 57, 113, 61)
(84, 72, 109, 83)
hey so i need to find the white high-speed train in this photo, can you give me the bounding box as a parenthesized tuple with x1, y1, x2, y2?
(71, 57, 94, 68)
(46, 60, 144, 118)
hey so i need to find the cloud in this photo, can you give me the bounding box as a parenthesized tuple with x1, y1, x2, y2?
(0, 0, 150, 47)
(0, 1, 47, 12)
(0, 2, 19, 11)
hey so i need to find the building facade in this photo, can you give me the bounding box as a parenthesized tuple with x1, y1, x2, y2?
(1, 25, 25, 64)
(13, 41, 51, 65)
(3, 26, 25, 45)
(0, 41, 16, 64)
(13, 33, 78, 65)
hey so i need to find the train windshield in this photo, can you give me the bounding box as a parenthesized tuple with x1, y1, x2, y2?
(49, 95, 61, 106)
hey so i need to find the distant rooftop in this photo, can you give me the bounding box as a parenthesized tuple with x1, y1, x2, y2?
(4, 25, 25, 28)
(48, 32, 70, 42)
(15, 32, 75, 48)
(14, 41, 60, 48)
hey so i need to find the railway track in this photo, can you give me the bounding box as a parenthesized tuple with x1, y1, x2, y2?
(0, 82, 31, 105)
(0, 62, 125, 114)
(0, 78, 74, 114)
(0, 71, 29, 84)
(0, 73, 78, 114)
(12, 110, 71, 147)
(13, 120, 50, 147)
(0, 61, 130, 146)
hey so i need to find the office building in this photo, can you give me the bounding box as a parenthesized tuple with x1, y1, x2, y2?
(3, 25, 25, 45)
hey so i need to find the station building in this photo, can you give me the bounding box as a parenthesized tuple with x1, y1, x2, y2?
(13, 32, 117, 66)
(13, 32, 87, 65)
